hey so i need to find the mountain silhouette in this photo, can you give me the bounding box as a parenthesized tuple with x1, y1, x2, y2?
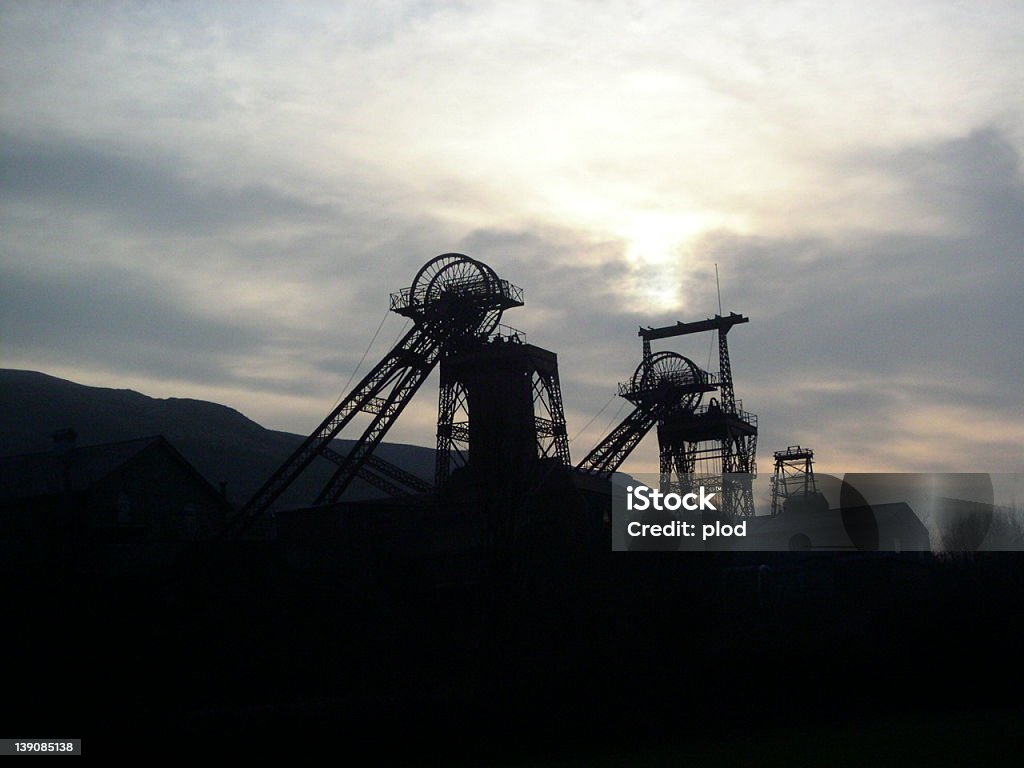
(0, 369, 435, 509)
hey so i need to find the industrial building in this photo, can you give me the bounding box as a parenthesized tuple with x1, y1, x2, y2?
(0, 430, 230, 572)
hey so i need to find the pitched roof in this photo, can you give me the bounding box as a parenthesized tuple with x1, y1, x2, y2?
(0, 435, 175, 502)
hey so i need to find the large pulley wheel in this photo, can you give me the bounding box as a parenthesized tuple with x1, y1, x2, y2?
(631, 351, 704, 412)
(409, 253, 502, 336)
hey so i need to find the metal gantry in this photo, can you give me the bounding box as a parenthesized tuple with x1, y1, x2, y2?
(228, 250, 762, 537)
(226, 254, 523, 537)
(651, 314, 758, 518)
(435, 335, 571, 487)
(770, 445, 817, 517)
(577, 351, 714, 476)
(578, 312, 759, 519)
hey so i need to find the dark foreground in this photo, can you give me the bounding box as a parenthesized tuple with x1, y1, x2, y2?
(4, 541, 1024, 764)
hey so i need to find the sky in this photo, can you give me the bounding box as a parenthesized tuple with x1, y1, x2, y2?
(1, 0, 1022, 475)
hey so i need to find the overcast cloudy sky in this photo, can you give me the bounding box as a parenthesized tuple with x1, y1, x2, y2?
(1, 1, 1021, 474)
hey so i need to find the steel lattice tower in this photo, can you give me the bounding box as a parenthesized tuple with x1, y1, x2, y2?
(576, 351, 715, 477)
(578, 312, 758, 519)
(436, 332, 571, 488)
(770, 445, 817, 517)
(226, 254, 523, 537)
(653, 313, 758, 518)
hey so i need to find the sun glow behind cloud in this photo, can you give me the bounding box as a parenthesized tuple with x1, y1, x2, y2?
(4, 2, 1020, 282)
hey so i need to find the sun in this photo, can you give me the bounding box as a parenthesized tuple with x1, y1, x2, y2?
(619, 211, 714, 310)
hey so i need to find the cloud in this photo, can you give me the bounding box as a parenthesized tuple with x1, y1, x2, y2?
(0, 2, 1021, 474)
(0, 134, 332, 236)
(669, 129, 1024, 471)
(0, 260, 263, 386)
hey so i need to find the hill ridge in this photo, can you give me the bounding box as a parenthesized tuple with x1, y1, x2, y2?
(0, 368, 435, 508)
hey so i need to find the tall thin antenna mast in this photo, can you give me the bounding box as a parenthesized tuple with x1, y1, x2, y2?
(715, 262, 723, 314)
(707, 263, 723, 369)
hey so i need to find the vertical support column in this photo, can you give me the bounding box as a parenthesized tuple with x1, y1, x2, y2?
(659, 440, 674, 491)
(718, 328, 736, 415)
(535, 368, 571, 466)
(717, 327, 745, 515)
(436, 378, 457, 486)
(435, 378, 469, 487)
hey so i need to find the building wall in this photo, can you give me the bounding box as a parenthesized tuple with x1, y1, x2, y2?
(86, 443, 225, 542)
(0, 442, 227, 573)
